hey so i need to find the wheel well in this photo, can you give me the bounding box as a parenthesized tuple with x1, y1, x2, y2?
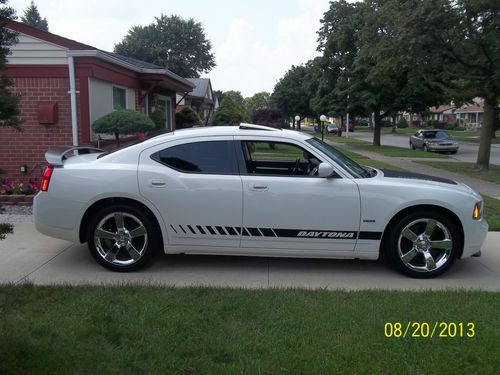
(380, 205, 465, 258)
(79, 197, 163, 244)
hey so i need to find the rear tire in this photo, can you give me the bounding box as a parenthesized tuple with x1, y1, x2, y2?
(385, 210, 460, 278)
(87, 204, 160, 272)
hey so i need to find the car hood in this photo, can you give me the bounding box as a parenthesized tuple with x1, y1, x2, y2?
(378, 168, 479, 197)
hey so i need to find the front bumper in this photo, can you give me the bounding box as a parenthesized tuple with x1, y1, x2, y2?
(461, 218, 489, 258)
(427, 144, 459, 152)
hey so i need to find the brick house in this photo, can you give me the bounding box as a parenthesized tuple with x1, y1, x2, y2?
(176, 78, 215, 125)
(0, 20, 194, 181)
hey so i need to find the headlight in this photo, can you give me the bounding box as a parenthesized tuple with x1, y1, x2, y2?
(473, 201, 483, 220)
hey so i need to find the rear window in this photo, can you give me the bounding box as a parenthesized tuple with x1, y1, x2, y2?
(151, 140, 238, 174)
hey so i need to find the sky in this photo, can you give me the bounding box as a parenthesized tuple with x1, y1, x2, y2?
(8, 0, 333, 98)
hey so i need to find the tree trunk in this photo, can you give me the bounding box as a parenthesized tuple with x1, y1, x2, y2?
(475, 95, 496, 171)
(115, 132, 121, 147)
(368, 113, 373, 130)
(391, 114, 397, 133)
(297, 118, 301, 131)
(373, 110, 382, 146)
(292, 117, 296, 129)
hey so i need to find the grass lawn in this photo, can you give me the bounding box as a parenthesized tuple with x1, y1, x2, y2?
(414, 161, 500, 184)
(482, 195, 500, 231)
(0, 285, 498, 374)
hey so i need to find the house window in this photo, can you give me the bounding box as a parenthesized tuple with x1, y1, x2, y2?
(113, 87, 126, 110)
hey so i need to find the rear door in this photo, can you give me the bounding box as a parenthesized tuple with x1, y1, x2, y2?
(138, 136, 243, 247)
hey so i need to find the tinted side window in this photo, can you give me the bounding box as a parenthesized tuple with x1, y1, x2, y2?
(152, 141, 238, 174)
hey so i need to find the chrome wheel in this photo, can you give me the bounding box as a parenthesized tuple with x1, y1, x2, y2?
(94, 212, 148, 266)
(397, 218, 453, 273)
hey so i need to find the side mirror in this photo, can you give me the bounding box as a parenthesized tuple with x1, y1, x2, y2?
(318, 162, 335, 178)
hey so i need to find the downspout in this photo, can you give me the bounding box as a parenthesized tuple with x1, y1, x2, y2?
(68, 55, 79, 147)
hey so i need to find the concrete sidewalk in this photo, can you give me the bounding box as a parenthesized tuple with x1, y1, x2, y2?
(1, 222, 499, 291)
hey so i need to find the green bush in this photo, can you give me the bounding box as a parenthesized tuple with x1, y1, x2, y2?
(397, 118, 408, 128)
(212, 96, 249, 126)
(175, 107, 201, 129)
(149, 107, 166, 130)
(92, 109, 155, 146)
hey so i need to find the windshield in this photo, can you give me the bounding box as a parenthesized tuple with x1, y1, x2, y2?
(306, 137, 370, 178)
(423, 131, 451, 139)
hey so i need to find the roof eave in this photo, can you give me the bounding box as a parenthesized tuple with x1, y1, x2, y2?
(67, 50, 195, 89)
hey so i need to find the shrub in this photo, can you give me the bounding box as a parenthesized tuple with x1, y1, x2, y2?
(92, 109, 155, 146)
(212, 96, 249, 126)
(176, 107, 201, 129)
(149, 107, 166, 130)
(397, 118, 408, 128)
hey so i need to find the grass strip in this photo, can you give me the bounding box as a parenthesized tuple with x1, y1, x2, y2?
(482, 195, 500, 231)
(414, 161, 500, 184)
(0, 286, 498, 374)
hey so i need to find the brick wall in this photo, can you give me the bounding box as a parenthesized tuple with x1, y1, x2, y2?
(0, 77, 82, 182)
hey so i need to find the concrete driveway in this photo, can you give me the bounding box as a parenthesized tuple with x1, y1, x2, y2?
(1, 222, 499, 291)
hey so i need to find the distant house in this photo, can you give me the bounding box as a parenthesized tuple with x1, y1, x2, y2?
(1, 20, 194, 180)
(455, 101, 484, 129)
(177, 78, 215, 125)
(429, 104, 456, 124)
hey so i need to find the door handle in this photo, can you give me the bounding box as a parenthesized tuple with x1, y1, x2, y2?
(149, 179, 166, 187)
(250, 184, 268, 191)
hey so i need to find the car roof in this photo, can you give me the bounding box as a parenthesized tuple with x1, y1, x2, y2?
(144, 124, 312, 144)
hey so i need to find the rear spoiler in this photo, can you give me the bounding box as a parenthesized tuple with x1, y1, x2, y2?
(45, 145, 105, 166)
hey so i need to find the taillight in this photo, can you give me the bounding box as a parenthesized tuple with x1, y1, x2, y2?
(41, 165, 54, 192)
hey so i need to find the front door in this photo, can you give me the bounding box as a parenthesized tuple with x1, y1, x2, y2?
(237, 138, 360, 252)
(157, 96, 172, 131)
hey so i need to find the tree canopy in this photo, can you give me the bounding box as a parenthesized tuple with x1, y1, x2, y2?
(114, 14, 215, 78)
(244, 91, 270, 118)
(21, 0, 48, 31)
(0, 0, 21, 131)
(271, 65, 311, 128)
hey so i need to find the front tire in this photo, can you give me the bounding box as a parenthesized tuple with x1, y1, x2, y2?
(410, 142, 415, 150)
(386, 210, 461, 278)
(87, 204, 160, 272)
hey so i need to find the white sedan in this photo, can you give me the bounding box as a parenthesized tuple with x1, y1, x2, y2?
(34, 124, 488, 278)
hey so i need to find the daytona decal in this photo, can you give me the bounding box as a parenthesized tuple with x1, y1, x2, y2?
(170, 225, 382, 241)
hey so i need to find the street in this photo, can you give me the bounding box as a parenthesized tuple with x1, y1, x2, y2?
(345, 130, 500, 164)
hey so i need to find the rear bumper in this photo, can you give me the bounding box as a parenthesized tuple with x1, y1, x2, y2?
(34, 193, 81, 243)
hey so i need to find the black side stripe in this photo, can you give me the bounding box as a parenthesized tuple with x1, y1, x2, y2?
(215, 226, 227, 235)
(169, 225, 382, 241)
(358, 231, 383, 240)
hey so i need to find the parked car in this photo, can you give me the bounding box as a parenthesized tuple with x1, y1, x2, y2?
(34, 123, 487, 278)
(409, 129, 459, 154)
(327, 124, 341, 135)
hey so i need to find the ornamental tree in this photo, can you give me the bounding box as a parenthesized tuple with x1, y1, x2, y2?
(92, 109, 155, 147)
